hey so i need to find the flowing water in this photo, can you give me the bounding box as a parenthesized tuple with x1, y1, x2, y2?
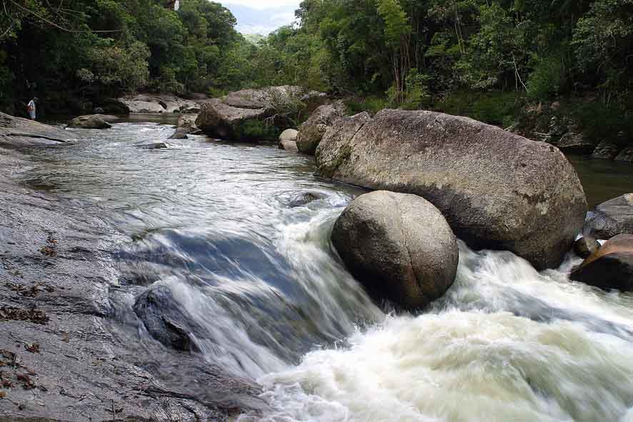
(11, 121, 633, 421)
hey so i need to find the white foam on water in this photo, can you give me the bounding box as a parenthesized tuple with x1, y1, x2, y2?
(241, 244, 633, 421)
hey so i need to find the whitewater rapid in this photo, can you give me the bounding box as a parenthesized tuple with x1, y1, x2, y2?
(240, 224, 633, 421)
(24, 121, 633, 421)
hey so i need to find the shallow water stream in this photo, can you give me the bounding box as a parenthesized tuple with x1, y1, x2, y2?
(12, 121, 633, 421)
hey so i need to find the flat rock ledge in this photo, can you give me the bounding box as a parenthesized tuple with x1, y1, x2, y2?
(0, 144, 265, 421)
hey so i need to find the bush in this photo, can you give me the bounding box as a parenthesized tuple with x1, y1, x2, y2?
(527, 56, 565, 101)
(345, 96, 390, 115)
(435, 90, 523, 128)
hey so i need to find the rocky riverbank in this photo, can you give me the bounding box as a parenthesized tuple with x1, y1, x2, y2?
(0, 115, 264, 421)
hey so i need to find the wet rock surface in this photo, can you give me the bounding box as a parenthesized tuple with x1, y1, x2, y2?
(316, 109, 587, 269)
(584, 193, 633, 239)
(571, 234, 633, 291)
(331, 191, 458, 310)
(296, 102, 345, 155)
(0, 112, 73, 147)
(573, 236, 601, 259)
(0, 144, 264, 420)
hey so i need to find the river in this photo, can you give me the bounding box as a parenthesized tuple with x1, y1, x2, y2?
(12, 120, 633, 421)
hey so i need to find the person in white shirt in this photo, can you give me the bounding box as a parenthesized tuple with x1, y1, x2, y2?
(27, 97, 37, 120)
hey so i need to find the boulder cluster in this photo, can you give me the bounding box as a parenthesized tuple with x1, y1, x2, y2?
(271, 101, 633, 308)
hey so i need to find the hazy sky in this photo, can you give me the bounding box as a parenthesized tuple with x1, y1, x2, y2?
(220, 0, 301, 34)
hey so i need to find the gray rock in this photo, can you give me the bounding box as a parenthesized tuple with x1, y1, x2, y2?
(196, 99, 267, 140)
(177, 113, 201, 134)
(133, 286, 200, 352)
(0, 112, 72, 146)
(316, 109, 587, 269)
(615, 147, 633, 162)
(296, 102, 345, 155)
(118, 94, 202, 114)
(100, 98, 130, 115)
(280, 139, 299, 152)
(279, 128, 298, 143)
(224, 86, 324, 110)
(67, 114, 117, 129)
(196, 86, 327, 141)
(557, 132, 595, 154)
(137, 142, 169, 150)
(584, 193, 633, 239)
(331, 191, 458, 309)
(169, 127, 189, 139)
(573, 236, 600, 258)
(0, 148, 264, 421)
(592, 141, 621, 160)
(288, 191, 326, 207)
(571, 234, 633, 291)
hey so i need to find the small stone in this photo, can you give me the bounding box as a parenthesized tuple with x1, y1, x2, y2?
(573, 237, 600, 258)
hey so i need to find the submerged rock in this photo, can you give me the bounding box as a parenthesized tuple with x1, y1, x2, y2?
(296, 102, 345, 155)
(288, 191, 326, 207)
(317, 109, 587, 269)
(0, 112, 72, 146)
(615, 147, 633, 162)
(331, 191, 458, 310)
(584, 193, 633, 239)
(169, 127, 189, 139)
(133, 285, 200, 352)
(68, 114, 117, 129)
(573, 236, 600, 258)
(571, 234, 633, 291)
(592, 141, 620, 160)
(137, 142, 169, 150)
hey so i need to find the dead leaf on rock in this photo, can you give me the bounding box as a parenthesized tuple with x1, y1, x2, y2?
(24, 343, 39, 353)
(0, 306, 49, 324)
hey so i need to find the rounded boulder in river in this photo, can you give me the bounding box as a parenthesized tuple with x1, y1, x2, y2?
(331, 190, 459, 309)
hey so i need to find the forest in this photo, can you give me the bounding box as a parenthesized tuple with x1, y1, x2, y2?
(1, 0, 632, 142)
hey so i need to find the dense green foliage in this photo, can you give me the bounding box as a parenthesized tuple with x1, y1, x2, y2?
(0, 0, 240, 114)
(253, 0, 633, 141)
(1, 0, 632, 142)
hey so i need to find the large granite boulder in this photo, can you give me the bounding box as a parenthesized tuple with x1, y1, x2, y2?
(331, 191, 458, 310)
(584, 193, 633, 239)
(296, 101, 345, 155)
(317, 109, 587, 269)
(615, 147, 633, 162)
(571, 234, 633, 291)
(196, 86, 326, 141)
(67, 114, 117, 129)
(0, 112, 72, 147)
